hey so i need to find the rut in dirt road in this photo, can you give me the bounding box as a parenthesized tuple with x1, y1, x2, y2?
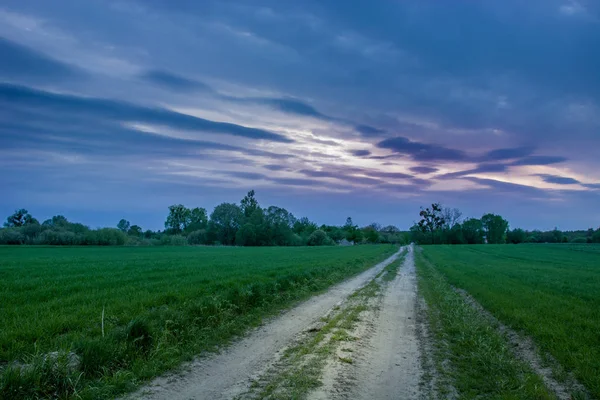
(126, 248, 405, 400)
(311, 244, 422, 400)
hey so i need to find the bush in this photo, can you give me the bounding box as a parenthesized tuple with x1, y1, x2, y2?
(570, 237, 588, 244)
(159, 235, 187, 246)
(93, 228, 127, 246)
(0, 228, 25, 245)
(307, 230, 333, 246)
(187, 229, 208, 245)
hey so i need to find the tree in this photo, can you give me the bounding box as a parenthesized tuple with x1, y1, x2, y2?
(208, 203, 243, 245)
(507, 228, 527, 244)
(240, 190, 260, 219)
(4, 209, 37, 227)
(462, 218, 485, 244)
(307, 229, 332, 246)
(592, 228, 600, 243)
(363, 226, 380, 243)
(417, 203, 445, 244)
(293, 217, 318, 235)
(186, 207, 208, 232)
(42, 215, 69, 229)
(481, 213, 509, 244)
(165, 204, 191, 234)
(236, 223, 258, 246)
(128, 225, 142, 237)
(442, 207, 463, 229)
(117, 219, 131, 233)
(264, 206, 296, 246)
(344, 217, 356, 231)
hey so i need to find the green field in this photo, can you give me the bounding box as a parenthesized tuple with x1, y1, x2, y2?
(0, 245, 396, 399)
(419, 244, 600, 398)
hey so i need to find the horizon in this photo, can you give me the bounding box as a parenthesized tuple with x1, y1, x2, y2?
(2, 1, 599, 231)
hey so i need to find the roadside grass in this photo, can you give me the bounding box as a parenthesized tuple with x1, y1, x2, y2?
(415, 249, 553, 399)
(0, 245, 396, 399)
(421, 244, 600, 398)
(245, 251, 407, 399)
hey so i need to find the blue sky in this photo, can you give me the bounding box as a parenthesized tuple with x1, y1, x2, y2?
(1, 0, 599, 231)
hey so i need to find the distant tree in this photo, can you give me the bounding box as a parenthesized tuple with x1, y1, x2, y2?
(128, 225, 142, 236)
(165, 204, 191, 234)
(293, 217, 318, 235)
(592, 228, 600, 243)
(507, 228, 527, 244)
(481, 214, 509, 244)
(236, 223, 258, 246)
(382, 225, 400, 234)
(4, 209, 38, 227)
(208, 203, 243, 245)
(363, 226, 380, 243)
(240, 190, 260, 219)
(344, 217, 356, 231)
(186, 207, 208, 232)
(368, 222, 382, 232)
(417, 203, 445, 244)
(117, 219, 131, 233)
(264, 206, 296, 246)
(42, 215, 69, 229)
(442, 207, 463, 229)
(462, 218, 485, 244)
(307, 229, 332, 246)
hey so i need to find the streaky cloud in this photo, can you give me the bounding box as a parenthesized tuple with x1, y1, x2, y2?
(0, 83, 292, 143)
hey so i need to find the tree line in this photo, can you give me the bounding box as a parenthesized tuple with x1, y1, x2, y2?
(3, 196, 599, 247)
(0, 191, 408, 246)
(411, 203, 600, 245)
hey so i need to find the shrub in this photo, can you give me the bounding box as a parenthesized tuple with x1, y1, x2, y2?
(307, 229, 333, 246)
(94, 228, 127, 246)
(0, 228, 25, 245)
(187, 229, 208, 245)
(570, 237, 588, 244)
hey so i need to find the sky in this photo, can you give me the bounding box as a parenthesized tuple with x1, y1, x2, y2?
(1, 0, 599, 231)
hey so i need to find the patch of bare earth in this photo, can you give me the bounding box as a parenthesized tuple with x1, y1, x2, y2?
(125, 248, 405, 400)
(454, 288, 590, 400)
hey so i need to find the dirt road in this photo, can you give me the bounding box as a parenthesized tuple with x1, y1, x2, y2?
(128, 247, 407, 400)
(309, 244, 422, 399)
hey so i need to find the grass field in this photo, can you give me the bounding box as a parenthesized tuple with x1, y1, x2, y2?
(0, 245, 396, 399)
(419, 244, 600, 398)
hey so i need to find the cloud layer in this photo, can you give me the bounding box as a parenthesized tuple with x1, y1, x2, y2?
(1, 0, 599, 230)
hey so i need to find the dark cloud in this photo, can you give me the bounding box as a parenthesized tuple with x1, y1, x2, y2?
(376, 136, 467, 162)
(350, 149, 371, 157)
(510, 156, 567, 166)
(139, 69, 214, 92)
(263, 164, 288, 171)
(537, 174, 580, 185)
(438, 163, 509, 179)
(0, 83, 292, 143)
(410, 166, 438, 174)
(355, 125, 386, 136)
(0, 37, 83, 82)
(484, 146, 535, 161)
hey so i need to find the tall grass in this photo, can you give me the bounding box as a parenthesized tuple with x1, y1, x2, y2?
(0, 245, 396, 399)
(422, 244, 600, 398)
(415, 249, 552, 399)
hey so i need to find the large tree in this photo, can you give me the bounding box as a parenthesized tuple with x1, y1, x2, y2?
(4, 209, 38, 227)
(240, 190, 260, 219)
(481, 213, 509, 244)
(165, 204, 191, 234)
(461, 218, 485, 244)
(208, 203, 243, 245)
(417, 203, 446, 244)
(117, 219, 131, 233)
(187, 207, 208, 232)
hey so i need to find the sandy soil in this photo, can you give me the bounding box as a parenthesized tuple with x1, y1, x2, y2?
(126, 248, 405, 400)
(309, 245, 422, 400)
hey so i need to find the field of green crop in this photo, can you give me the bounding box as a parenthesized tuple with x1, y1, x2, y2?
(420, 244, 600, 398)
(0, 245, 396, 399)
